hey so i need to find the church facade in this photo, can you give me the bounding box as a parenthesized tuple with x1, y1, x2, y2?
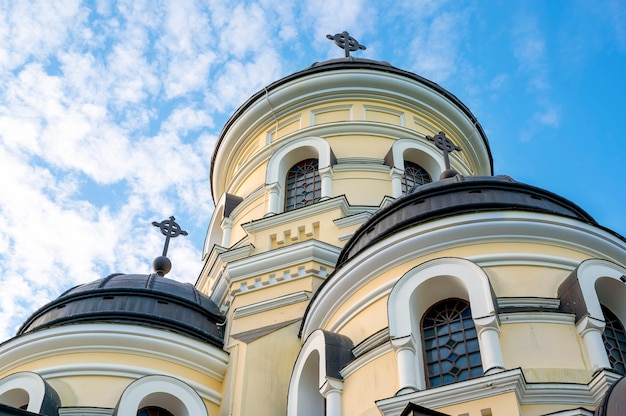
(1, 39, 626, 416)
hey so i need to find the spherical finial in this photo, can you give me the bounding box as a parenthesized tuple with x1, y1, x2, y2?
(440, 169, 460, 179)
(152, 256, 172, 276)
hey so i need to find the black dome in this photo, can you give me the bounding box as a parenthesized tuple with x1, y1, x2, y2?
(18, 273, 225, 346)
(337, 175, 597, 267)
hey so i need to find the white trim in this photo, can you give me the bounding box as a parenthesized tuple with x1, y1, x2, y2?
(302, 211, 626, 340)
(115, 375, 208, 416)
(36, 364, 222, 406)
(499, 312, 575, 324)
(362, 104, 406, 126)
(60, 408, 114, 416)
(342, 337, 393, 379)
(311, 104, 353, 124)
(375, 368, 621, 416)
(497, 298, 560, 309)
(233, 291, 312, 318)
(0, 371, 54, 414)
(223, 240, 340, 287)
(288, 330, 342, 416)
(0, 324, 228, 383)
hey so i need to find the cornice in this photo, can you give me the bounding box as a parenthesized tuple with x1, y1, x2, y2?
(0, 324, 229, 382)
(302, 211, 626, 339)
(375, 368, 620, 415)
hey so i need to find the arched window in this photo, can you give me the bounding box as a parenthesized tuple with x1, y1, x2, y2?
(285, 159, 321, 211)
(602, 305, 626, 375)
(138, 407, 175, 416)
(422, 298, 483, 388)
(401, 161, 431, 194)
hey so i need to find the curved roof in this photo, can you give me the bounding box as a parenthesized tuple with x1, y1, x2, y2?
(18, 273, 225, 346)
(337, 174, 597, 267)
(210, 57, 493, 201)
(595, 375, 626, 416)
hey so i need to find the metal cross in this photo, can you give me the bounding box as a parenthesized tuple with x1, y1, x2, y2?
(326, 31, 366, 58)
(426, 132, 462, 171)
(152, 216, 188, 257)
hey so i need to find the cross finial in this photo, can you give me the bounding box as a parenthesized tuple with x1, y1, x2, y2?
(426, 131, 462, 173)
(326, 31, 366, 58)
(152, 216, 188, 257)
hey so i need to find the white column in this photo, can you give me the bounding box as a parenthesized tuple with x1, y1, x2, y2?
(389, 167, 404, 198)
(319, 377, 343, 416)
(220, 217, 233, 247)
(474, 315, 505, 374)
(266, 182, 280, 215)
(391, 335, 420, 393)
(319, 166, 333, 200)
(577, 315, 611, 372)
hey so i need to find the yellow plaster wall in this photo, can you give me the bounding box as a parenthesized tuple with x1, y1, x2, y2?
(335, 297, 388, 346)
(499, 322, 590, 381)
(437, 391, 521, 416)
(46, 375, 128, 408)
(243, 207, 344, 252)
(485, 265, 572, 298)
(2, 351, 223, 407)
(342, 350, 398, 415)
(326, 135, 393, 159)
(333, 171, 392, 205)
(235, 321, 301, 416)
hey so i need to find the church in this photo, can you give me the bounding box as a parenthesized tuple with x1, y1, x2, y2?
(1, 32, 625, 416)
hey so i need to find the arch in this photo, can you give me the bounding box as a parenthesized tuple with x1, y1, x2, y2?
(0, 371, 60, 416)
(287, 330, 353, 416)
(265, 137, 335, 214)
(388, 258, 503, 392)
(387, 139, 444, 197)
(114, 375, 208, 416)
(559, 259, 626, 372)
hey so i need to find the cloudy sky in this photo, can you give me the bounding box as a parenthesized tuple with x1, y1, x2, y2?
(1, 0, 625, 341)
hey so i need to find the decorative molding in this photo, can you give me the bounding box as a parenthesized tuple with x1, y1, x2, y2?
(363, 104, 406, 126)
(40, 364, 222, 406)
(469, 253, 580, 270)
(497, 297, 560, 309)
(233, 291, 312, 318)
(376, 368, 621, 416)
(343, 335, 393, 379)
(302, 211, 626, 339)
(310, 104, 353, 125)
(499, 311, 575, 325)
(0, 324, 229, 383)
(60, 408, 114, 416)
(223, 240, 340, 286)
(352, 328, 390, 357)
(333, 212, 372, 229)
(241, 196, 352, 233)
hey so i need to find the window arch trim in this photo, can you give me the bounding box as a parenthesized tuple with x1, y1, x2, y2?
(265, 137, 335, 214)
(388, 257, 503, 392)
(113, 375, 208, 416)
(0, 371, 60, 416)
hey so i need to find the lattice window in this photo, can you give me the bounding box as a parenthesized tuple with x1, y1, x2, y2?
(602, 305, 626, 375)
(285, 159, 321, 211)
(138, 407, 175, 416)
(422, 298, 483, 388)
(401, 161, 431, 194)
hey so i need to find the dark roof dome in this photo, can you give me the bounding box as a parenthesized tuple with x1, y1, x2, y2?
(337, 175, 597, 267)
(17, 273, 225, 347)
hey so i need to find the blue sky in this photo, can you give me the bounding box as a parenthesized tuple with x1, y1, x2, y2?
(0, 0, 625, 340)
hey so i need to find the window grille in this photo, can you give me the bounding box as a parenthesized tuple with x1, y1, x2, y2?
(422, 298, 483, 387)
(401, 161, 431, 194)
(602, 305, 626, 375)
(285, 159, 321, 211)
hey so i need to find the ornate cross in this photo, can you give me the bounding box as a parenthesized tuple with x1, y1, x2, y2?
(152, 216, 188, 257)
(426, 132, 462, 171)
(326, 31, 366, 58)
